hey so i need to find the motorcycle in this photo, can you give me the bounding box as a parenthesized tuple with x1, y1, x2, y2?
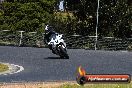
(48, 33, 69, 59)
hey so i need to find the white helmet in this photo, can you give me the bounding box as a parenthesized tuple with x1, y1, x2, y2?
(45, 25, 49, 31)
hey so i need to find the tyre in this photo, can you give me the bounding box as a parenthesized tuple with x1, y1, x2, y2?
(59, 46, 69, 59)
(76, 76, 86, 85)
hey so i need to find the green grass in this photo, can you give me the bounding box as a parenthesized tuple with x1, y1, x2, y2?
(0, 40, 16, 45)
(0, 63, 9, 72)
(60, 82, 132, 88)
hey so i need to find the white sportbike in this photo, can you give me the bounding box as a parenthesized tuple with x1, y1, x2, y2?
(48, 33, 69, 59)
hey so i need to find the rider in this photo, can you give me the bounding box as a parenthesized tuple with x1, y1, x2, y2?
(44, 24, 56, 53)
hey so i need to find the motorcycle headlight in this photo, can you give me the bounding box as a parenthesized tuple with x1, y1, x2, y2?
(50, 42, 54, 45)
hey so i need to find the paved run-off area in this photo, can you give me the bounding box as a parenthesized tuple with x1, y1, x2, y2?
(0, 46, 132, 82)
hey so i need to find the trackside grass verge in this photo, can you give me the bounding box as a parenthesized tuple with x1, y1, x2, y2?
(60, 82, 132, 88)
(0, 82, 132, 88)
(0, 63, 9, 72)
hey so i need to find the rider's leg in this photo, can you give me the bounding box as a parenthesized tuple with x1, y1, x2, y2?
(48, 44, 52, 50)
(48, 44, 56, 54)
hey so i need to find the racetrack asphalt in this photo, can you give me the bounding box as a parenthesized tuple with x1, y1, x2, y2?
(0, 46, 132, 82)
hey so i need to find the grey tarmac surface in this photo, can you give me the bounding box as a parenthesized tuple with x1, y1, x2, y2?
(0, 46, 132, 82)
